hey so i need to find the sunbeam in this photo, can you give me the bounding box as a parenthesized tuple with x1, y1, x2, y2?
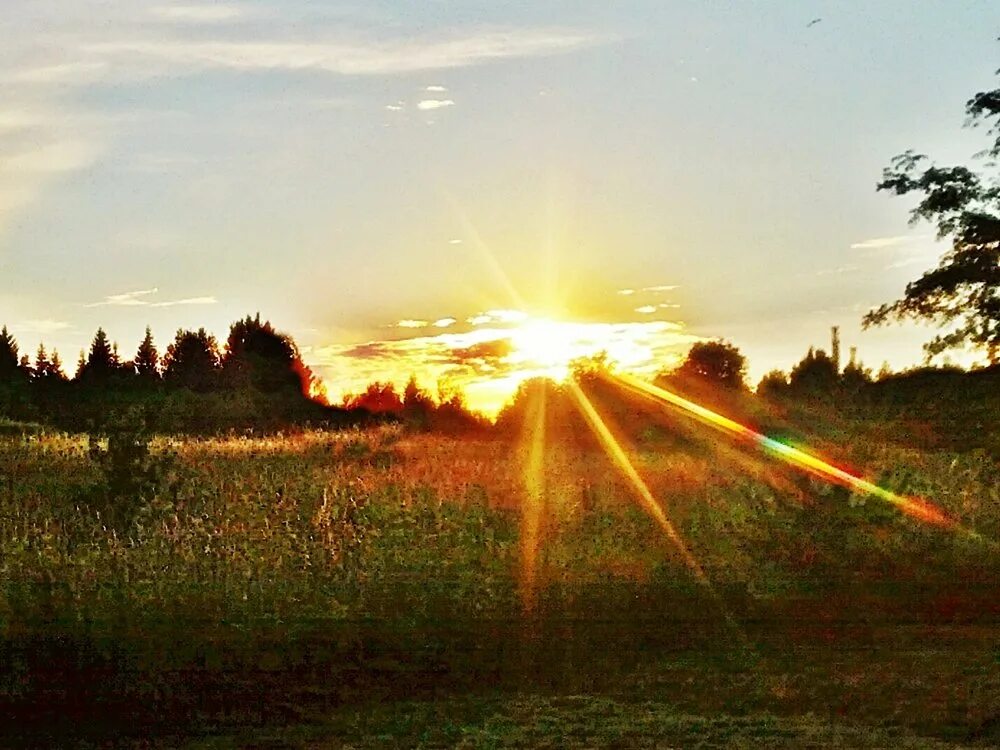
(565, 378, 747, 644)
(519, 383, 547, 615)
(609, 371, 985, 541)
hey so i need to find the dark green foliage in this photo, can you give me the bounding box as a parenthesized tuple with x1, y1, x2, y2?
(675, 340, 747, 390)
(134, 326, 160, 380)
(85, 409, 173, 528)
(79, 328, 116, 383)
(789, 347, 839, 395)
(163, 327, 220, 392)
(0, 326, 21, 379)
(865, 69, 1000, 362)
(222, 313, 311, 394)
(756, 369, 789, 399)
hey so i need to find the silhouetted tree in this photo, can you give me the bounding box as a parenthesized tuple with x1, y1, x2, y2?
(222, 314, 308, 394)
(841, 359, 873, 392)
(756, 369, 789, 399)
(344, 381, 403, 413)
(675, 340, 747, 390)
(864, 66, 1000, 363)
(0, 326, 21, 381)
(789, 347, 839, 394)
(79, 328, 116, 383)
(163, 328, 220, 392)
(402, 375, 434, 429)
(32, 343, 64, 381)
(134, 326, 160, 380)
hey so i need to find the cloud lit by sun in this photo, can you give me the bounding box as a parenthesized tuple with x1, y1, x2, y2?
(310, 311, 701, 417)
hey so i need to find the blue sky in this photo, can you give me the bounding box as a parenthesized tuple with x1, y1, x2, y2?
(2, 1, 999, 408)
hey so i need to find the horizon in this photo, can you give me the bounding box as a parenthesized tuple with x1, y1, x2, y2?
(3, 2, 1000, 413)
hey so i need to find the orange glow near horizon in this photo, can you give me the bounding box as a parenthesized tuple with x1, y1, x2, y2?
(309, 313, 700, 417)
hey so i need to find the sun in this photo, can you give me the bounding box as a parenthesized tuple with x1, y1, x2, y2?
(505, 319, 582, 381)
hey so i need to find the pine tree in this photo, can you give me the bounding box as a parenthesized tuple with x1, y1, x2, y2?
(134, 326, 160, 379)
(75, 350, 86, 380)
(50, 350, 66, 381)
(0, 325, 20, 380)
(81, 328, 115, 381)
(33, 343, 50, 379)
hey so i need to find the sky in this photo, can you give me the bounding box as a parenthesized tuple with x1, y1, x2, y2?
(2, 1, 999, 414)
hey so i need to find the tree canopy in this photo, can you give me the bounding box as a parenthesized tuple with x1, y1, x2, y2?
(674, 340, 747, 390)
(864, 68, 1000, 363)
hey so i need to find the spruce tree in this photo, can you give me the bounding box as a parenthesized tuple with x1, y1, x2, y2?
(0, 326, 20, 380)
(134, 326, 160, 379)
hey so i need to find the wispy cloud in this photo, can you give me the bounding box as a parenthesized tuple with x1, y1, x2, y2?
(467, 309, 529, 326)
(149, 296, 217, 307)
(618, 284, 678, 296)
(85, 288, 159, 307)
(634, 305, 657, 314)
(385, 102, 404, 111)
(396, 319, 429, 328)
(14, 319, 72, 335)
(815, 264, 860, 276)
(85, 289, 216, 308)
(83, 28, 610, 78)
(150, 4, 248, 24)
(417, 99, 455, 110)
(433, 317, 457, 328)
(425, 84, 448, 92)
(643, 284, 679, 293)
(850, 235, 915, 250)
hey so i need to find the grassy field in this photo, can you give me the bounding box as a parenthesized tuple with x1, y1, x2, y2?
(2, 381, 999, 747)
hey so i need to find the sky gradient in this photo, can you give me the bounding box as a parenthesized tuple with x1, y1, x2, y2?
(3, 1, 999, 413)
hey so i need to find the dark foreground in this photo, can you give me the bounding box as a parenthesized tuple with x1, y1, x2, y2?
(4, 586, 1000, 749)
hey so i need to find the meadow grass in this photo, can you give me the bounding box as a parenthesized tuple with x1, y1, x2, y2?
(1, 404, 999, 747)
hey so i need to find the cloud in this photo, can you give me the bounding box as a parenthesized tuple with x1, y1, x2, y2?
(14, 320, 72, 335)
(642, 284, 679, 293)
(815, 264, 860, 276)
(448, 238, 463, 244)
(309, 318, 701, 417)
(0, 107, 104, 239)
(85, 289, 217, 308)
(417, 99, 455, 110)
(83, 28, 609, 78)
(85, 288, 159, 307)
(396, 319, 429, 328)
(467, 309, 529, 326)
(619, 285, 678, 296)
(850, 235, 914, 250)
(150, 4, 247, 23)
(425, 84, 448, 92)
(149, 296, 217, 307)
(433, 317, 457, 328)
(635, 305, 657, 314)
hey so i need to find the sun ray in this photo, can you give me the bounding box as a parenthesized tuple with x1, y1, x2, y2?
(609, 371, 988, 542)
(565, 378, 747, 644)
(519, 382, 547, 615)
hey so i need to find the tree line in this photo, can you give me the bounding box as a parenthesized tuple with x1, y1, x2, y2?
(0, 314, 348, 433)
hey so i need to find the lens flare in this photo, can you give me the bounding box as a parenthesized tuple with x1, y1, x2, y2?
(519, 384, 547, 615)
(566, 379, 747, 643)
(609, 372, 975, 536)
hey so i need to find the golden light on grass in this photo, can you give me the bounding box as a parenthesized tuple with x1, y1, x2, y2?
(518, 383, 547, 615)
(565, 378, 747, 644)
(609, 371, 989, 542)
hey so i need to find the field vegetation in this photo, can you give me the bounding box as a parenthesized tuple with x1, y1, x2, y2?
(2, 365, 999, 747)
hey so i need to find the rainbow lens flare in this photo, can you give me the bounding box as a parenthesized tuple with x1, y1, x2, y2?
(609, 371, 972, 536)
